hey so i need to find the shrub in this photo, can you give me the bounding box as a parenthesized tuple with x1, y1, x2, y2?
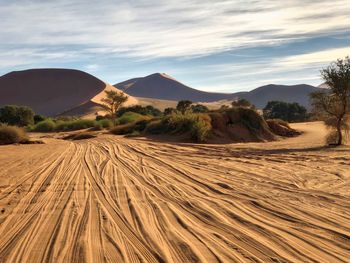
(117, 112, 149, 125)
(226, 107, 267, 132)
(164, 107, 176, 115)
(34, 114, 46, 124)
(154, 112, 212, 142)
(110, 119, 148, 135)
(0, 125, 29, 145)
(0, 105, 34, 126)
(55, 119, 96, 131)
(266, 119, 300, 137)
(176, 100, 192, 114)
(32, 119, 56, 132)
(190, 114, 212, 142)
(117, 105, 162, 117)
(97, 119, 114, 128)
(232, 98, 254, 108)
(191, 104, 209, 113)
(145, 119, 167, 134)
(263, 101, 307, 122)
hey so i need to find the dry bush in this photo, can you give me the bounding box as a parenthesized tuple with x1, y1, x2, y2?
(0, 124, 29, 145)
(266, 119, 300, 137)
(324, 116, 350, 145)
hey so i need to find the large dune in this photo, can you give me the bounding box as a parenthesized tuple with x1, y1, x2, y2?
(116, 73, 322, 108)
(0, 69, 137, 117)
(116, 73, 237, 102)
(0, 122, 349, 262)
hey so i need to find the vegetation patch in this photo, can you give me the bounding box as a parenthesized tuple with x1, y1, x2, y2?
(266, 119, 300, 137)
(116, 112, 150, 125)
(0, 124, 29, 145)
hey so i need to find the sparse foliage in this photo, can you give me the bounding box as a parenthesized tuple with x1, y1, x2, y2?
(164, 107, 176, 115)
(191, 104, 209, 113)
(176, 100, 192, 114)
(263, 101, 307, 122)
(0, 124, 29, 145)
(101, 90, 129, 122)
(232, 99, 254, 109)
(117, 105, 161, 117)
(0, 105, 34, 126)
(310, 57, 350, 145)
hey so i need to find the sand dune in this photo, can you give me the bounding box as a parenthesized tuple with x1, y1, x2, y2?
(0, 69, 137, 117)
(0, 122, 349, 262)
(62, 84, 139, 118)
(116, 73, 321, 108)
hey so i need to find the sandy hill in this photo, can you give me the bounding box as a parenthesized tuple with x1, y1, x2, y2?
(0, 69, 137, 117)
(116, 73, 322, 108)
(115, 73, 236, 102)
(239, 84, 321, 109)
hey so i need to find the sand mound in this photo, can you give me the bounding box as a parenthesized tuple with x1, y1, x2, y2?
(0, 69, 137, 117)
(62, 84, 139, 118)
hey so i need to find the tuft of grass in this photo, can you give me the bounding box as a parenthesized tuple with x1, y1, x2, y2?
(0, 124, 29, 145)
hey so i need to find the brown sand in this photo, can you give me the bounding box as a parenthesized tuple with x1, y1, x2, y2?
(0, 122, 349, 262)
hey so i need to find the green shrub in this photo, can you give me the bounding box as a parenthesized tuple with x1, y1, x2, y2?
(190, 114, 212, 142)
(34, 114, 46, 124)
(117, 112, 149, 125)
(263, 101, 307, 122)
(191, 104, 209, 113)
(226, 107, 266, 132)
(0, 125, 29, 145)
(55, 119, 96, 131)
(149, 112, 212, 142)
(117, 105, 162, 117)
(97, 119, 114, 128)
(0, 105, 34, 126)
(32, 119, 56, 132)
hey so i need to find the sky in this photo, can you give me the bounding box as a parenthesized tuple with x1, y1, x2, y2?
(0, 0, 350, 92)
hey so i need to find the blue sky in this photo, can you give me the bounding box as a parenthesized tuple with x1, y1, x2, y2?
(0, 0, 350, 92)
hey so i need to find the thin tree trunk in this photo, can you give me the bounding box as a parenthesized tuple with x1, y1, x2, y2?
(336, 118, 343, 145)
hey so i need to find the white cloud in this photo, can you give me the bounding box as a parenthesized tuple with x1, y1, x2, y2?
(1, 0, 350, 62)
(1, 0, 350, 91)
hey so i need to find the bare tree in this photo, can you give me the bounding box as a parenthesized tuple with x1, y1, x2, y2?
(310, 57, 350, 145)
(101, 90, 128, 122)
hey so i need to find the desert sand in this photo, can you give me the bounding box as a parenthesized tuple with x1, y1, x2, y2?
(0, 122, 349, 262)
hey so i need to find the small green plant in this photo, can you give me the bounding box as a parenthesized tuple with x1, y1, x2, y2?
(0, 105, 35, 126)
(32, 119, 56, 132)
(0, 124, 29, 145)
(55, 119, 96, 131)
(117, 112, 149, 125)
(97, 119, 114, 128)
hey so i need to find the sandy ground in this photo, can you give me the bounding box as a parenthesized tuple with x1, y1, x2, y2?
(0, 122, 349, 262)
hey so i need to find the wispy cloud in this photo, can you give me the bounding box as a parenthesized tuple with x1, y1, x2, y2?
(0, 0, 350, 91)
